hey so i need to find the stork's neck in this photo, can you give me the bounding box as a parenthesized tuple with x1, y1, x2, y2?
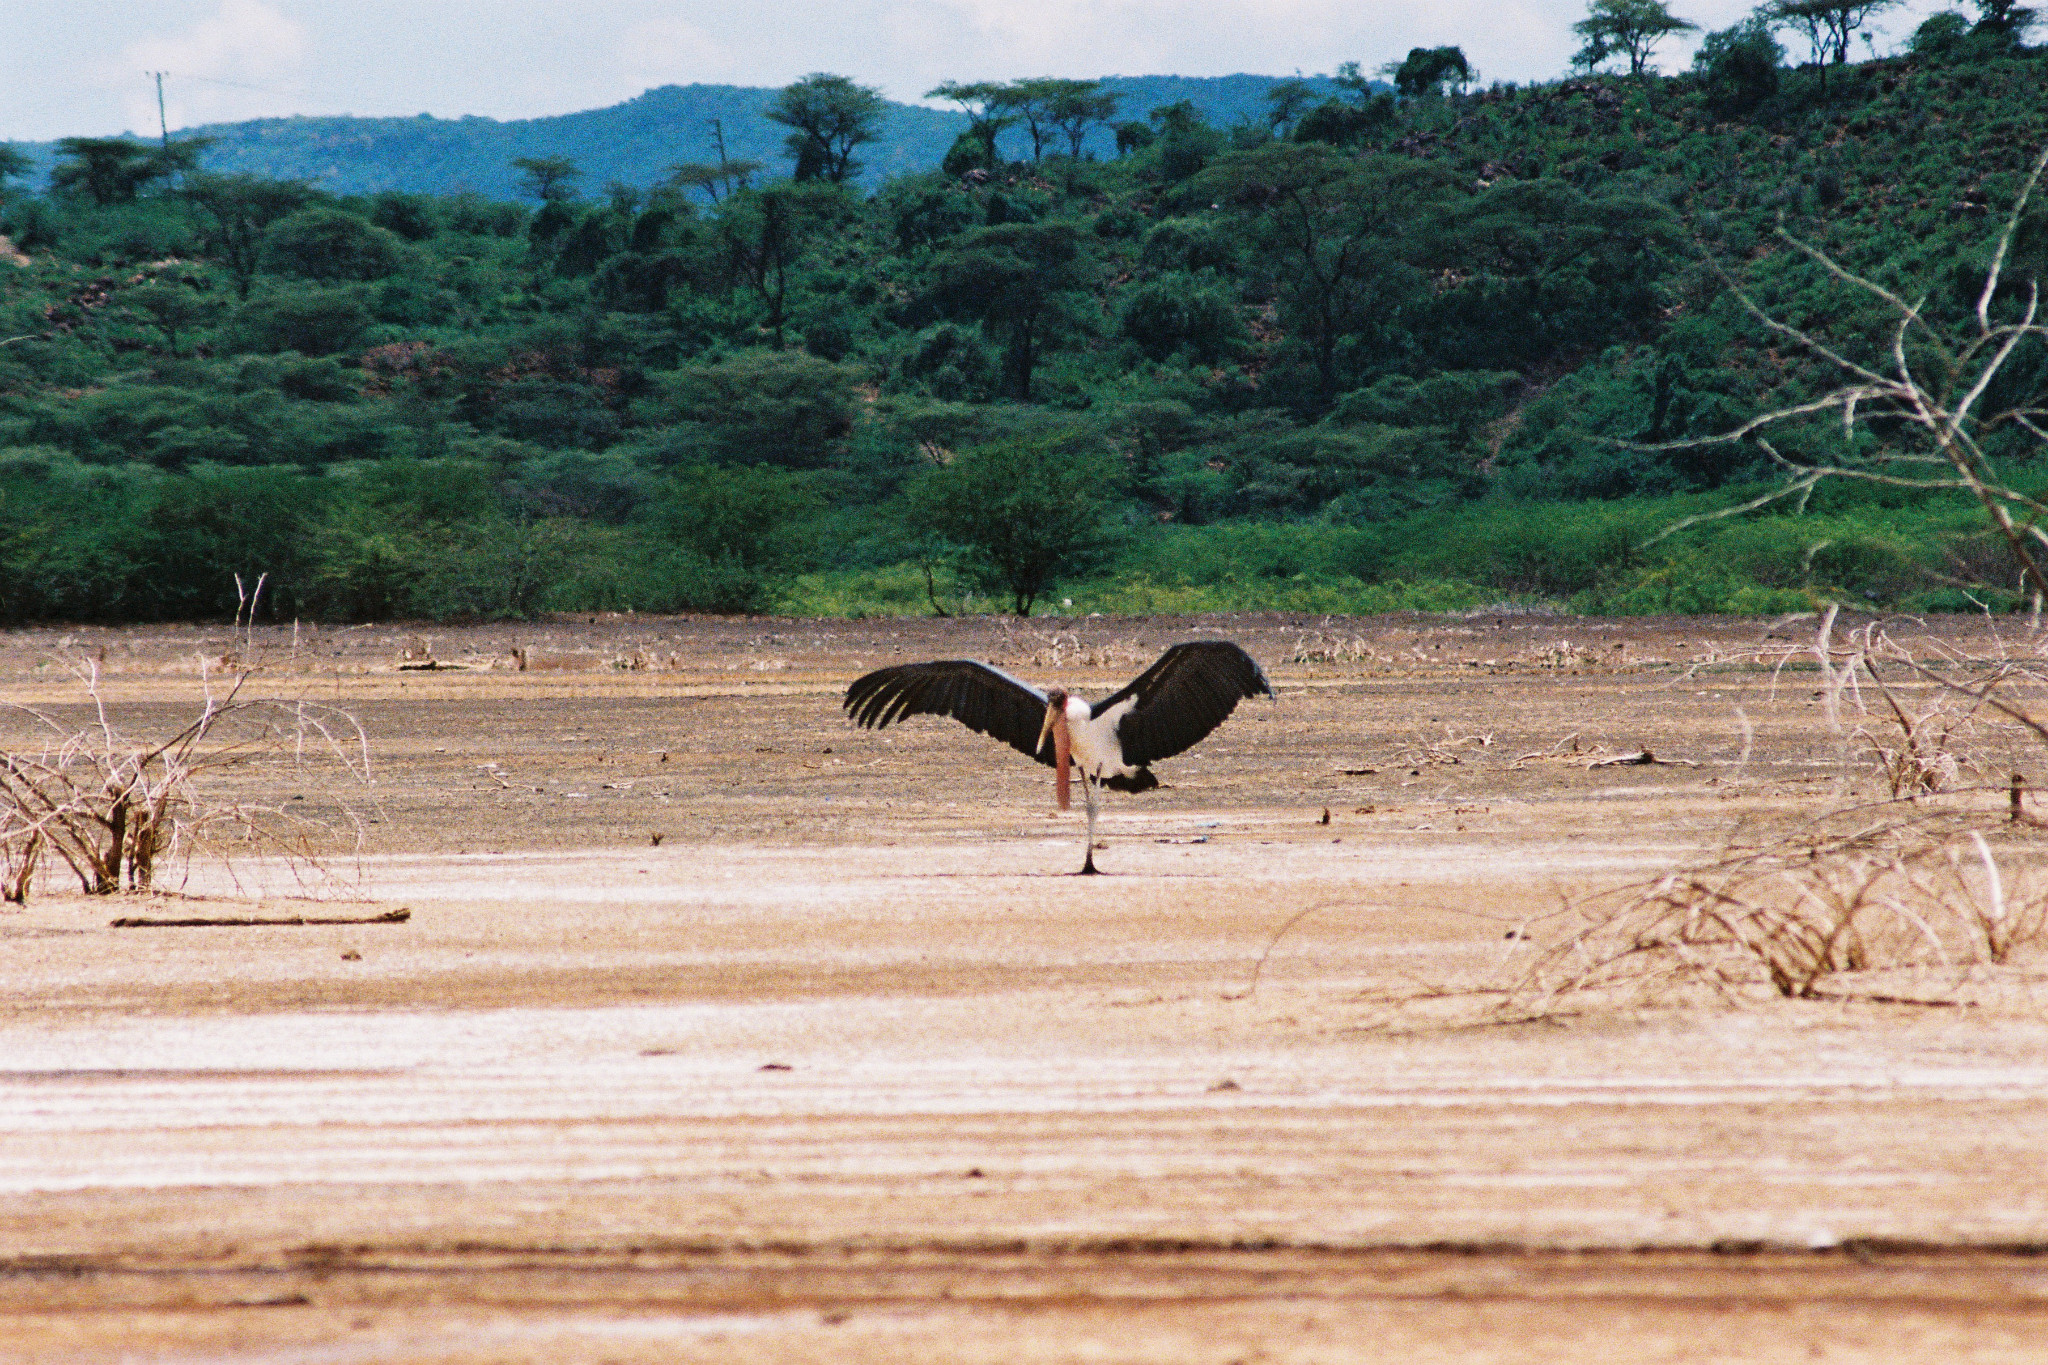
(1063, 694, 1090, 722)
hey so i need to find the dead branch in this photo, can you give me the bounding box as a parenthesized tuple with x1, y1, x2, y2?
(111, 908, 409, 928)
(1586, 751, 1698, 768)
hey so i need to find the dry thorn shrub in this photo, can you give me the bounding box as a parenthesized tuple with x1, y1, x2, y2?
(1860, 668, 1979, 798)
(1530, 640, 1667, 673)
(0, 660, 371, 904)
(1400, 727, 1493, 767)
(1504, 815, 2048, 1012)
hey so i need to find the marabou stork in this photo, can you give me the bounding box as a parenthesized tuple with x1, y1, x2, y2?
(843, 641, 1273, 874)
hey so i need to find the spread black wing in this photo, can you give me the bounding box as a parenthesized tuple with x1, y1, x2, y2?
(1092, 641, 1273, 767)
(843, 660, 1055, 766)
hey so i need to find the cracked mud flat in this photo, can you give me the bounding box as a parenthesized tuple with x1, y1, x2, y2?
(6, 612, 2048, 1362)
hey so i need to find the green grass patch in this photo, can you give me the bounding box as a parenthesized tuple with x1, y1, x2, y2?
(779, 489, 2023, 620)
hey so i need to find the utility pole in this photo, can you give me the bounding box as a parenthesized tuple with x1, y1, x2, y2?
(150, 72, 168, 146)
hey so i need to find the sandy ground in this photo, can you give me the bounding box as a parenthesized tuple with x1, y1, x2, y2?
(7, 611, 2048, 1361)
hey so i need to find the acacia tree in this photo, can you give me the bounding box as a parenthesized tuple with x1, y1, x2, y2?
(713, 182, 846, 349)
(1695, 17, 1784, 115)
(51, 137, 207, 205)
(1572, 0, 1699, 75)
(768, 73, 888, 183)
(1384, 46, 1474, 98)
(928, 222, 1097, 399)
(1291, 64, 1398, 146)
(1972, 0, 2038, 38)
(1263, 80, 1320, 135)
(929, 80, 1015, 170)
(666, 157, 761, 203)
(906, 437, 1116, 615)
(511, 155, 581, 203)
(1767, 0, 1899, 89)
(125, 279, 225, 354)
(1046, 80, 1120, 159)
(182, 173, 316, 297)
(992, 78, 1073, 162)
(666, 118, 761, 202)
(1330, 60, 1376, 99)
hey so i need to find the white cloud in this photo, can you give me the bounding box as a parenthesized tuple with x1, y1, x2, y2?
(109, 0, 308, 132)
(618, 17, 739, 89)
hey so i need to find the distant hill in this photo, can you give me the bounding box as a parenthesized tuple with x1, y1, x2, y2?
(10, 74, 1340, 201)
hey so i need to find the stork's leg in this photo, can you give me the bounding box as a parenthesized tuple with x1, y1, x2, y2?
(1076, 769, 1101, 875)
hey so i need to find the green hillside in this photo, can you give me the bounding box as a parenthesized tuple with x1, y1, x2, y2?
(1, 38, 2044, 625)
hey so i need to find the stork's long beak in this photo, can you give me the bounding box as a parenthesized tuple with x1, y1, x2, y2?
(1040, 702, 1072, 811)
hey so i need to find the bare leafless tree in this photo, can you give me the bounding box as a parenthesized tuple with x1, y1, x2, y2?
(1647, 144, 2048, 606)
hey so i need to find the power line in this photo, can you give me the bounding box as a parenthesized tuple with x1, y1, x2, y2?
(153, 70, 285, 95)
(144, 69, 378, 132)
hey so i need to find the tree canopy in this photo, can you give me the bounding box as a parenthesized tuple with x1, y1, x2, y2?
(1572, 0, 1699, 74)
(907, 437, 1117, 615)
(1386, 47, 1475, 98)
(512, 156, 581, 203)
(50, 137, 207, 206)
(768, 74, 889, 183)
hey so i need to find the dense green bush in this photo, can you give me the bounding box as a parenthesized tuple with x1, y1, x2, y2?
(261, 207, 410, 281)
(1117, 272, 1246, 362)
(226, 286, 375, 357)
(1696, 18, 1784, 117)
(907, 437, 1119, 614)
(653, 351, 858, 467)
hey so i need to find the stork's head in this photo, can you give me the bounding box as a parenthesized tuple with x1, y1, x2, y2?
(1036, 688, 1069, 749)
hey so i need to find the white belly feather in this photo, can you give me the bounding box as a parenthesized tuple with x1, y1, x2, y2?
(1066, 695, 1137, 780)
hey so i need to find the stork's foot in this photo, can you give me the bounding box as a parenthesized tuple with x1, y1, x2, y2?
(1075, 853, 1101, 875)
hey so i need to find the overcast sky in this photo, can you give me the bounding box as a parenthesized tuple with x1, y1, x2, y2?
(5, 0, 1955, 142)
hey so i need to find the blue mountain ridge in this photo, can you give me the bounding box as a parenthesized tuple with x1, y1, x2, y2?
(11, 74, 1344, 200)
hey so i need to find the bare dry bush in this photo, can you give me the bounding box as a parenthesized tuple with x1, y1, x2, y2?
(1860, 664, 1979, 798)
(1437, 134, 2048, 1026)
(1786, 608, 1989, 799)
(0, 662, 370, 904)
(1399, 727, 1494, 768)
(1508, 816, 2048, 1010)
(1652, 144, 2048, 599)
